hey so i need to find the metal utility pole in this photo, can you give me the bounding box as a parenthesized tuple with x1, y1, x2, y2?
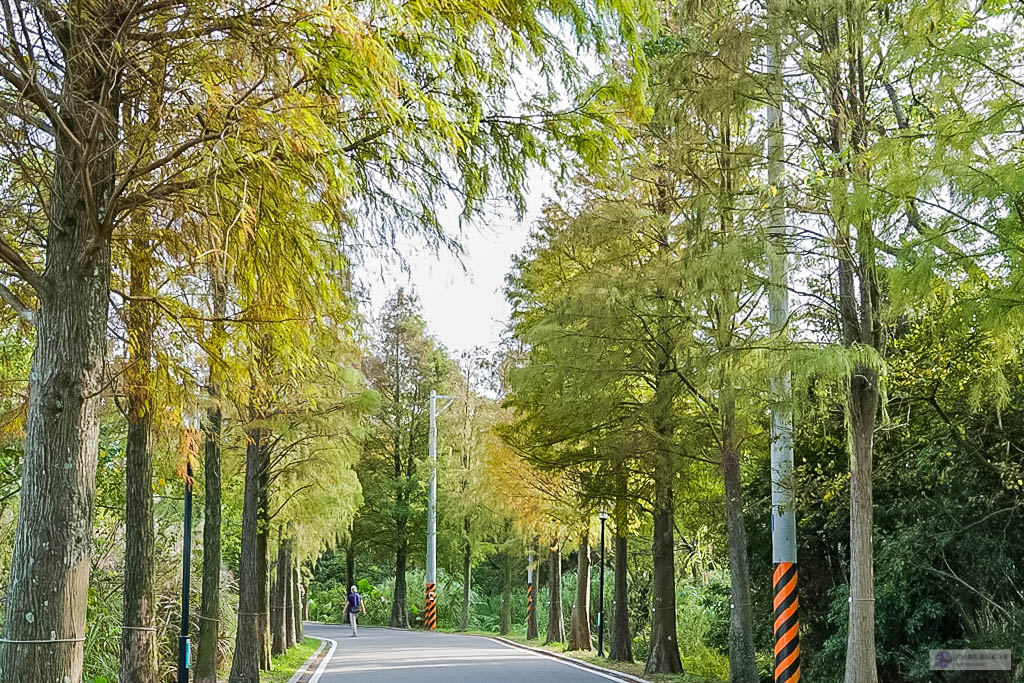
(178, 462, 194, 683)
(767, 16, 800, 683)
(426, 389, 456, 631)
(597, 509, 608, 657)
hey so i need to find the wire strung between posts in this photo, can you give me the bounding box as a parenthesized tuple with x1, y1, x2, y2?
(196, 614, 220, 623)
(122, 626, 158, 631)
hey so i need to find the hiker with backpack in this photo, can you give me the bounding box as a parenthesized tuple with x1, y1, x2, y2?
(345, 585, 362, 636)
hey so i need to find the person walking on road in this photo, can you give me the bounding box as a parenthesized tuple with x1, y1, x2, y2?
(345, 585, 362, 637)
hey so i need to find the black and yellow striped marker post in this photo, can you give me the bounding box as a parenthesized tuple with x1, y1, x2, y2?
(425, 583, 437, 631)
(773, 562, 800, 682)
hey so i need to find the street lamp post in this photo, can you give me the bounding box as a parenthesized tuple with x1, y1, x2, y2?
(426, 389, 457, 631)
(597, 509, 608, 657)
(178, 462, 194, 683)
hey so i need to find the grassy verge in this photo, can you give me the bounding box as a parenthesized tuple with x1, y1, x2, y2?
(438, 629, 721, 683)
(259, 637, 322, 683)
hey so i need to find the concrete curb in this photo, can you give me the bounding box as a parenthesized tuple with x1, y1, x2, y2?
(489, 636, 649, 683)
(285, 638, 327, 683)
(309, 638, 337, 682)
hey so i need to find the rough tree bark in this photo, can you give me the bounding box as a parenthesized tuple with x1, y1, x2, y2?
(846, 369, 879, 683)
(272, 533, 288, 655)
(646, 364, 683, 674)
(0, 7, 119, 680)
(346, 536, 355, 593)
(545, 540, 565, 644)
(460, 518, 472, 631)
(527, 540, 539, 640)
(500, 546, 512, 635)
(229, 428, 264, 682)
(258, 441, 272, 670)
(609, 531, 632, 662)
(390, 533, 409, 628)
(196, 271, 226, 683)
(293, 565, 303, 643)
(647, 490, 683, 674)
(120, 233, 157, 683)
(568, 529, 592, 651)
(721, 387, 758, 683)
(285, 544, 297, 648)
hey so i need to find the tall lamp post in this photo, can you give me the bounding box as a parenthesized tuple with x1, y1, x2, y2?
(426, 389, 457, 631)
(178, 461, 194, 683)
(597, 508, 608, 657)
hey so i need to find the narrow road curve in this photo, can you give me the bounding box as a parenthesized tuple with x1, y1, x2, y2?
(303, 623, 627, 682)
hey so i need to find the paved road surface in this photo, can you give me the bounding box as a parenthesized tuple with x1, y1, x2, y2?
(303, 623, 625, 682)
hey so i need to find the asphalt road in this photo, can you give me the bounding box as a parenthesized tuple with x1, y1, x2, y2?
(302, 623, 627, 682)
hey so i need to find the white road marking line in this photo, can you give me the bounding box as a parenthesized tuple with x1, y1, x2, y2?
(489, 638, 626, 681)
(309, 637, 338, 683)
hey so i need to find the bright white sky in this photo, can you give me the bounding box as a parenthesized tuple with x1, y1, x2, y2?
(356, 174, 549, 357)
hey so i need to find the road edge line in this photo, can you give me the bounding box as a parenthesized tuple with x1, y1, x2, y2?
(488, 636, 647, 683)
(308, 637, 337, 683)
(285, 638, 327, 683)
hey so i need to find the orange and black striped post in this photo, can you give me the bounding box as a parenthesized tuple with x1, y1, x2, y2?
(767, 7, 800, 681)
(425, 583, 437, 631)
(773, 562, 800, 682)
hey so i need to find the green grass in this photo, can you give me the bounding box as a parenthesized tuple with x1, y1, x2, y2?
(260, 637, 322, 683)
(472, 632, 723, 683)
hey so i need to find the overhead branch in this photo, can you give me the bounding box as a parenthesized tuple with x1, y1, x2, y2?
(106, 131, 223, 223)
(0, 94, 54, 133)
(0, 234, 46, 293)
(0, 281, 33, 323)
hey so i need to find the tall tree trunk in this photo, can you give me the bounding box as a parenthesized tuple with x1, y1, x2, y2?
(609, 531, 632, 662)
(272, 533, 288, 655)
(196, 271, 226, 683)
(646, 479, 683, 674)
(569, 530, 592, 650)
(460, 518, 472, 631)
(389, 287, 410, 630)
(721, 388, 758, 683)
(0, 23, 118, 681)
(646, 361, 683, 674)
(120, 234, 157, 683)
(500, 548, 512, 635)
(293, 565, 304, 643)
(527, 541, 539, 640)
(390, 537, 409, 628)
(285, 544, 297, 648)
(258, 442, 272, 670)
(815, 8, 879, 680)
(845, 371, 878, 683)
(346, 536, 355, 592)
(545, 540, 565, 644)
(229, 428, 264, 682)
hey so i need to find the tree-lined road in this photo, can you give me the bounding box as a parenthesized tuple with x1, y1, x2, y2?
(303, 624, 628, 682)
